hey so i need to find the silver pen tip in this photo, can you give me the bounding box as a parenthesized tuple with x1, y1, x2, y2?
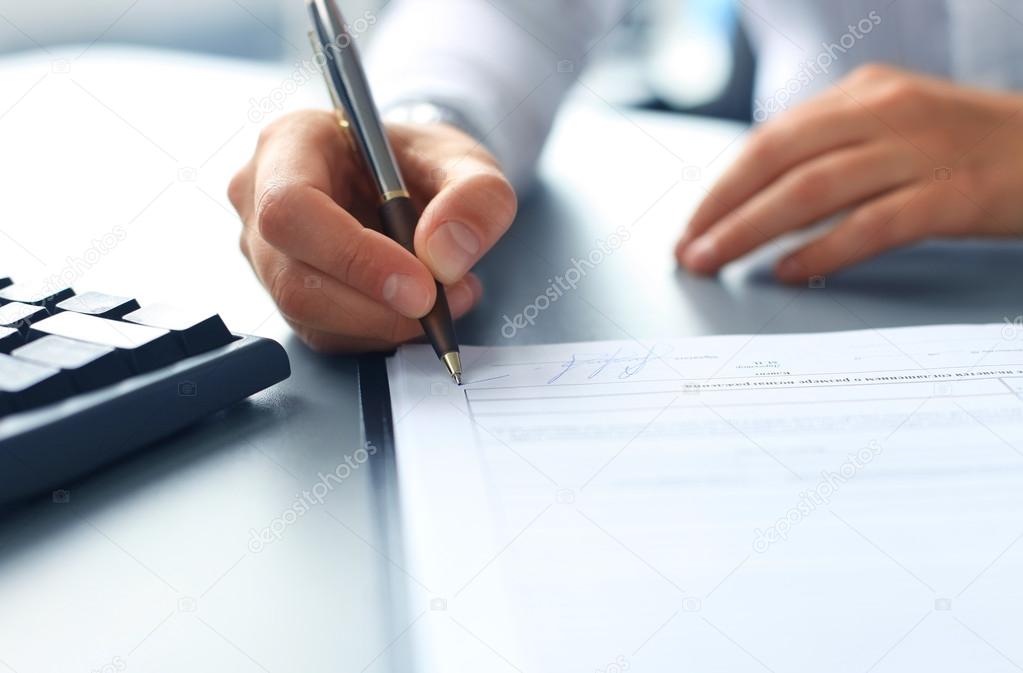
(441, 351, 463, 386)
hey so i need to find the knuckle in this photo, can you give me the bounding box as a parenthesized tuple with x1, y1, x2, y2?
(304, 109, 348, 143)
(788, 168, 834, 203)
(439, 169, 519, 239)
(850, 63, 894, 83)
(257, 109, 335, 147)
(268, 265, 311, 322)
(255, 183, 299, 246)
(850, 202, 894, 241)
(866, 78, 919, 111)
(257, 116, 286, 147)
(850, 200, 882, 227)
(334, 230, 375, 290)
(463, 140, 504, 172)
(385, 122, 420, 149)
(746, 128, 780, 165)
(473, 171, 518, 229)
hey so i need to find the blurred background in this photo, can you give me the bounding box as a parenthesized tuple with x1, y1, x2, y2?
(0, 0, 755, 122)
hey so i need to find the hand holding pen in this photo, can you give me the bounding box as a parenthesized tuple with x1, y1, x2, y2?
(227, 2, 517, 375)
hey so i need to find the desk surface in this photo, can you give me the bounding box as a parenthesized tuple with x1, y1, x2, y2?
(1, 48, 1021, 673)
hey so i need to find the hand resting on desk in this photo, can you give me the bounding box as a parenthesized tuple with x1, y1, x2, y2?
(677, 64, 1023, 281)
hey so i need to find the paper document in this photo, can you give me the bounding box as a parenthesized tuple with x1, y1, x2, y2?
(387, 324, 1023, 672)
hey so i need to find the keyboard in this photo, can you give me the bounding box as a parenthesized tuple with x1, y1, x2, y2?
(0, 276, 291, 506)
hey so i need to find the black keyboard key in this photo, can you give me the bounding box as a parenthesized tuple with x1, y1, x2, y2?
(0, 277, 11, 290)
(0, 354, 74, 415)
(123, 304, 234, 355)
(0, 282, 74, 309)
(30, 311, 185, 373)
(0, 326, 25, 353)
(0, 302, 48, 336)
(13, 336, 133, 393)
(58, 291, 140, 319)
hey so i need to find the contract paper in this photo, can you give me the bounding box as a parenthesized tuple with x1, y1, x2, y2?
(386, 324, 1023, 673)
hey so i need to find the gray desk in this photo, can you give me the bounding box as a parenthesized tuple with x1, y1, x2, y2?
(1, 49, 1022, 673)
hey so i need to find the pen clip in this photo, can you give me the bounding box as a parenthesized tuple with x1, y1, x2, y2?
(307, 29, 359, 163)
(306, 31, 347, 127)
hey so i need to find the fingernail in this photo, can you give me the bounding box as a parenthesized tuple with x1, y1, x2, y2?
(382, 273, 431, 317)
(683, 237, 717, 272)
(427, 221, 480, 282)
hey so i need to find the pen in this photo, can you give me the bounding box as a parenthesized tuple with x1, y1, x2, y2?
(306, 0, 463, 384)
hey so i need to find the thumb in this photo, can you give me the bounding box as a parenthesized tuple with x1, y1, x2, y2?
(405, 131, 518, 285)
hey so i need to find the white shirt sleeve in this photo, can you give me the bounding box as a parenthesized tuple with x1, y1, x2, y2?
(366, 0, 630, 191)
